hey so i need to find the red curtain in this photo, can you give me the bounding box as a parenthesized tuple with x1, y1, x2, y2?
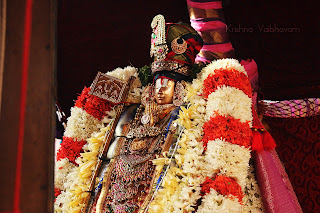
(264, 116, 320, 213)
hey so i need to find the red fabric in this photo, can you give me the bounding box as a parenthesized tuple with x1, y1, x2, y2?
(202, 42, 234, 53)
(165, 38, 202, 65)
(240, 59, 259, 91)
(252, 106, 276, 151)
(252, 130, 264, 151)
(190, 19, 226, 32)
(264, 115, 320, 213)
(187, 0, 222, 9)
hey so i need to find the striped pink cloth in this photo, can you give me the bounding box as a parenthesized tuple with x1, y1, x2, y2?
(187, 0, 235, 63)
(255, 149, 303, 213)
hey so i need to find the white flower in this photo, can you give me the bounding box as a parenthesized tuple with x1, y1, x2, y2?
(63, 167, 79, 189)
(54, 190, 74, 212)
(103, 66, 142, 103)
(64, 107, 105, 141)
(201, 58, 247, 81)
(197, 106, 206, 114)
(196, 188, 242, 213)
(206, 86, 252, 126)
(242, 165, 265, 212)
(106, 66, 139, 82)
(205, 139, 251, 189)
(173, 181, 201, 213)
(54, 158, 76, 190)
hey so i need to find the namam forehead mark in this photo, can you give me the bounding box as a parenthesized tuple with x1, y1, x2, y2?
(155, 78, 175, 105)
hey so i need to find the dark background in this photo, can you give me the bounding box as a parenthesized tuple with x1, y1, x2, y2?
(57, 0, 318, 117)
(57, 2, 319, 212)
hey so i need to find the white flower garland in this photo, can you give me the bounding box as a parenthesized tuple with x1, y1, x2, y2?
(201, 58, 247, 81)
(206, 86, 253, 126)
(149, 80, 207, 213)
(196, 189, 242, 213)
(64, 107, 112, 141)
(55, 158, 76, 191)
(54, 66, 141, 213)
(242, 165, 265, 213)
(149, 58, 264, 213)
(205, 139, 251, 189)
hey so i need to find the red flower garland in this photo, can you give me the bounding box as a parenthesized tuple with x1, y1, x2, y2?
(56, 136, 87, 165)
(55, 187, 62, 198)
(75, 87, 113, 121)
(200, 175, 244, 203)
(202, 113, 252, 148)
(203, 68, 252, 98)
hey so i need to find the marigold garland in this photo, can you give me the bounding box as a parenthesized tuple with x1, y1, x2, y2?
(202, 113, 252, 148)
(75, 87, 114, 121)
(56, 136, 87, 165)
(203, 68, 252, 98)
(201, 175, 244, 203)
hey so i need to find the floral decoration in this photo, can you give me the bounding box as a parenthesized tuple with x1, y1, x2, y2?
(203, 68, 252, 98)
(75, 87, 114, 121)
(55, 188, 62, 198)
(202, 113, 252, 148)
(200, 175, 244, 203)
(54, 66, 141, 213)
(56, 136, 87, 165)
(149, 58, 264, 213)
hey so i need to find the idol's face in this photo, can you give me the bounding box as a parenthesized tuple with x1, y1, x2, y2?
(155, 78, 175, 105)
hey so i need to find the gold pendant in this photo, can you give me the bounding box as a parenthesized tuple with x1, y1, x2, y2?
(141, 114, 150, 125)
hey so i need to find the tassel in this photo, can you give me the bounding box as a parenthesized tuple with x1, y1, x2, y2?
(262, 130, 277, 150)
(251, 129, 264, 152)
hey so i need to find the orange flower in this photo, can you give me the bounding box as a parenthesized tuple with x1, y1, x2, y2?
(75, 87, 113, 121)
(56, 136, 87, 165)
(203, 68, 252, 98)
(201, 175, 244, 203)
(202, 113, 252, 148)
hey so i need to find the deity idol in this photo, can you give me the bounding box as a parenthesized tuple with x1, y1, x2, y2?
(87, 15, 203, 213)
(55, 13, 302, 213)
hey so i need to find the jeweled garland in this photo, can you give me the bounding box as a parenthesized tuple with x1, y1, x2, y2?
(149, 59, 264, 213)
(54, 66, 142, 213)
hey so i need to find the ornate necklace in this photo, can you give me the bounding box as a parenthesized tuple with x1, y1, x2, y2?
(127, 103, 174, 138)
(141, 103, 174, 125)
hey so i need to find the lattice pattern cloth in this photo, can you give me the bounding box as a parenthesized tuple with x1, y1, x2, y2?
(258, 98, 320, 118)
